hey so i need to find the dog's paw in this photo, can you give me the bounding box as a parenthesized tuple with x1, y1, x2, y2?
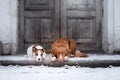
(51, 57, 57, 62)
(64, 56, 69, 61)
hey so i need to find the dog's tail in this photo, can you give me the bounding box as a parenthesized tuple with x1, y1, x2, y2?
(75, 50, 88, 57)
(69, 39, 88, 57)
(69, 39, 77, 54)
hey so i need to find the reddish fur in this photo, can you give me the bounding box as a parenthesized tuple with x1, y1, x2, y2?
(51, 39, 88, 61)
(75, 50, 88, 57)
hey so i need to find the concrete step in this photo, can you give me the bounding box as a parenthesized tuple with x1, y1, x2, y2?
(0, 54, 120, 67)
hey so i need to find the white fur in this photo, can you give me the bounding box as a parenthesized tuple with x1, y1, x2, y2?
(36, 46, 43, 49)
(59, 54, 63, 60)
(27, 45, 35, 58)
(27, 45, 46, 62)
(35, 50, 42, 62)
(42, 51, 46, 59)
(51, 57, 57, 62)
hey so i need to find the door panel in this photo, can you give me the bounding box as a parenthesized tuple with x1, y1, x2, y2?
(19, 0, 60, 53)
(61, 0, 102, 51)
(67, 19, 95, 42)
(24, 18, 52, 42)
(24, 0, 53, 10)
(66, 0, 96, 9)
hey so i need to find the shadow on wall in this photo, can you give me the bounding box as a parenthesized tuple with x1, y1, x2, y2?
(0, 41, 3, 55)
(0, 41, 11, 55)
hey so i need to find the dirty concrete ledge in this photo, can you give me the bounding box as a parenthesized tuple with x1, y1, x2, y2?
(1, 60, 120, 68)
(0, 54, 120, 67)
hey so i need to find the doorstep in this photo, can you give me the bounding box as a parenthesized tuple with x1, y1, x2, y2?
(0, 54, 120, 67)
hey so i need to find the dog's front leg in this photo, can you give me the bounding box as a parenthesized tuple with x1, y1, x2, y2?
(51, 54, 57, 62)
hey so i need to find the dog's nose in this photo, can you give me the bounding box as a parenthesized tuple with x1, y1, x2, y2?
(58, 59, 63, 62)
(38, 58, 40, 61)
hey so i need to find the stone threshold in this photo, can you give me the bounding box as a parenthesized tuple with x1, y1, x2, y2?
(0, 54, 120, 67)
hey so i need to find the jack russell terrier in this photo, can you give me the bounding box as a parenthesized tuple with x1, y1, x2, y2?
(27, 44, 46, 62)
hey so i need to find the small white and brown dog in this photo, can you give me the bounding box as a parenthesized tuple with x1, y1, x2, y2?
(27, 44, 46, 62)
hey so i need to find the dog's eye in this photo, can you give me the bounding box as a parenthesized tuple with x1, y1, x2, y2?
(41, 54, 43, 56)
(35, 53, 38, 56)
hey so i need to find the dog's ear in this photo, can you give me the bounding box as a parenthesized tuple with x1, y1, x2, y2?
(32, 45, 37, 53)
(41, 49, 45, 53)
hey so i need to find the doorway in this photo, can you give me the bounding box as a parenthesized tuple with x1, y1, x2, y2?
(18, 0, 103, 53)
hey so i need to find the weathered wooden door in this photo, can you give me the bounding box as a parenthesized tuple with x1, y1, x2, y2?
(18, 0, 102, 53)
(60, 0, 102, 51)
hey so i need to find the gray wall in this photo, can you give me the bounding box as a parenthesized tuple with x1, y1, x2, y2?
(114, 0, 120, 51)
(0, 0, 17, 54)
(103, 0, 120, 53)
(0, 0, 120, 54)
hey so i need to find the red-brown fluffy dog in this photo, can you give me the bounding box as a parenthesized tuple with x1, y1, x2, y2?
(51, 38, 88, 62)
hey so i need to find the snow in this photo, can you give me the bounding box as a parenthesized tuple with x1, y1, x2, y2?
(0, 65, 120, 80)
(0, 54, 120, 80)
